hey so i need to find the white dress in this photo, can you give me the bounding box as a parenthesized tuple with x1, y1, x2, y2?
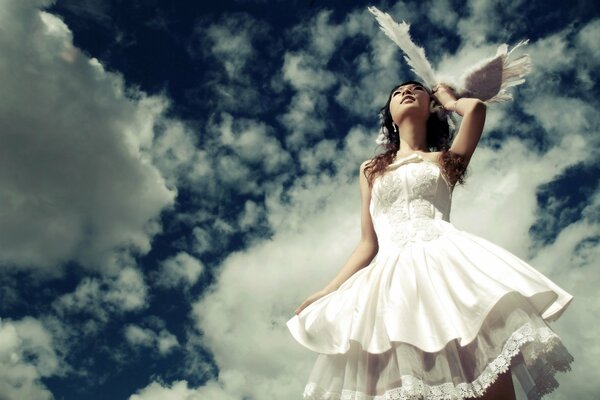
(286, 153, 574, 400)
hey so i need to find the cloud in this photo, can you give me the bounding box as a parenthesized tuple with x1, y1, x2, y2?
(53, 267, 148, 326)
(155, 252, 204, 289)
(133, 137, 599, 399)
(130, 379, 238, 400)
(426, 0, 459, 29)
(576, 18, 600, 62)
(186, 12, 273, 116)
(0, 0, 176, 276)
(2, 1, 599, 399)
(55, 0, 112, 26)
(215, 113, 291, 174)
(0, 316, 61, 400)
(128, 5, 600, 399)
(124, 324, 179, 356)
(456, 0, 529, 46)
(278, 9, 375, 149)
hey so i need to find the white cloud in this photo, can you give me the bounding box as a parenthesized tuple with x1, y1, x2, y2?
(279, 91, 329, 148)
(156, 330, 179, 355)
(202, 14, 265, 79)
(525, 212, 600, 398)
(133, 135, 599, 399)
(238, 200, 263, 231)
(426, 0, 459, 29)
(3, 2, 598, 399)
(156, 252, 204, 289)
(522, 95, 597, 140)
(451, 134, 589, 257)
(130, 379, 238, 400)
(278, 9, 377, 149)
(124, 325, 155, 347)
(0, 0, 176, 275)
(282, 53, 337, 91)
(128, 6, 600, 393)
(457, 0, 527, 46)
(187, 12, 271, 115)
(53, 267, 148, 326)
(0, 316, 60, 400)
(575, 18, 600, 62)
(124, 324, 179, 356)
(216, 113, 291, 174)
(130, 125, 376, 399)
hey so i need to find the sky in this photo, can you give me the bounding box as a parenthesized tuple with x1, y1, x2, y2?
(0, 0, 599, 399)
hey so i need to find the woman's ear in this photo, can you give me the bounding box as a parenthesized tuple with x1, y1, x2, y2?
(429, 99, 437, 114)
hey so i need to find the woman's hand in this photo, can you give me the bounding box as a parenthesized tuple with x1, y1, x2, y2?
(295, 289, 333, 315)
(432, 84, 459, 111)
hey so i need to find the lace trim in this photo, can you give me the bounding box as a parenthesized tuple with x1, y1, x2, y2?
(373, 162, 445, 248)
(373, 162, 439, 216)
(390, 219, 444, 248)
(303, 323, 573, 400)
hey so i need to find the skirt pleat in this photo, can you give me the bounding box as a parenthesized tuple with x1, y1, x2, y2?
(302, 292, 573, 400)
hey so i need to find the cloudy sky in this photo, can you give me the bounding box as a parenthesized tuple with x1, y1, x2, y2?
(0, 0, 598, 399)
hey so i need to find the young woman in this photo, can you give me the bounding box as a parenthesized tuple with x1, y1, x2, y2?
(287, 80, 574, 399)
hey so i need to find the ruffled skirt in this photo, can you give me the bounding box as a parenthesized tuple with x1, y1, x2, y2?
(302, 292, 573, 399)
(287, 223, 574, 399)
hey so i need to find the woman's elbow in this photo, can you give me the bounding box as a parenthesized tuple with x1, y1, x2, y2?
(359, 236, 379, 254)
(470, 99, 486, 113)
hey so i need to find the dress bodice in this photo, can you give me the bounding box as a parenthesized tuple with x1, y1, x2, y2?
(370, 153, 453, 250)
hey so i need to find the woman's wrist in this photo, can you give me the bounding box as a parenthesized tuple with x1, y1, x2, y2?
(431, 84, 454, 95)
(432, 84, 459, 111)
(443, 99, 459, 111)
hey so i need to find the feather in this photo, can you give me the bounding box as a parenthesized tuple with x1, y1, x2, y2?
(456, 39, 533, 104)
(368, 6, 533, 105)
(368, 6, 533, 145)
(367, 6, 437, 87)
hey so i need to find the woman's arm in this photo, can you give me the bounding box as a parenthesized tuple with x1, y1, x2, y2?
(321, 160, 379, 293)
(294, 161, 379, 315)
(432, 85, 487, 166)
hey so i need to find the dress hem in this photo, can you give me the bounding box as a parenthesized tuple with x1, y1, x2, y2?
(287, 290, 572, 355)
(302, 322, 574, 400)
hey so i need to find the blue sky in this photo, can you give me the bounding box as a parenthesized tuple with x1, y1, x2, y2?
(0, 0, 599, 399)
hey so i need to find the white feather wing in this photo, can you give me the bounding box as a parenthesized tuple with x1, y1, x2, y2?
(368, 6, 533, 104)
(456, 40, 533, 103)
(368, 6, 437, 87)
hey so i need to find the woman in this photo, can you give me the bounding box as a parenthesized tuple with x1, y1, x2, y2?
(286, 80, 574, 399)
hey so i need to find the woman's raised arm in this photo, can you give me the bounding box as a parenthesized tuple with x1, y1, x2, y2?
(433, 85, 487, 166)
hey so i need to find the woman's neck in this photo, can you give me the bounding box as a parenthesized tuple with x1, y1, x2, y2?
(396, 119, 428, 153)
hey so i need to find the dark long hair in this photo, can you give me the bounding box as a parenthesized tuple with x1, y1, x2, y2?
(363, 80, 468, 188)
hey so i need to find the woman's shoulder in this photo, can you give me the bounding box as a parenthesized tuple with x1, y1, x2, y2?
(360, 158, 373, 172)
(423, 151, 443, 165)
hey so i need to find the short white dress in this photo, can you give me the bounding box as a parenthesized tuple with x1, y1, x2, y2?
(287, 153, 574, 399)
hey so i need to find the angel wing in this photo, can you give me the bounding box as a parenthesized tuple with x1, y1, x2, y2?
(368, 6, 533, 104)
(367, 6, 437, 87)
(456, 40, 533, 104)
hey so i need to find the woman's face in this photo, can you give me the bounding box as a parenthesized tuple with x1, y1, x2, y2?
(388, 82, 432, 125)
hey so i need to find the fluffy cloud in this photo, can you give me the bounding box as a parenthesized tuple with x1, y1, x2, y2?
(130, 379, 238, 400)
(133, 137, 599, 399)
(0, 0, 176, 275)
(0, 317, 61, 400)
(2, 1, 599, 399)
(129, 5, 600, 400)
(124, 324, 179, 355)
(186, 12, 272, 115)
(53, 267, 148, 325)
(215, 113, 291, 175)
(156, 252, 204, 289)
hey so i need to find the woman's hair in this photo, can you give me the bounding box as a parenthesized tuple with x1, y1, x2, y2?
(363, 80, 468, 188)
